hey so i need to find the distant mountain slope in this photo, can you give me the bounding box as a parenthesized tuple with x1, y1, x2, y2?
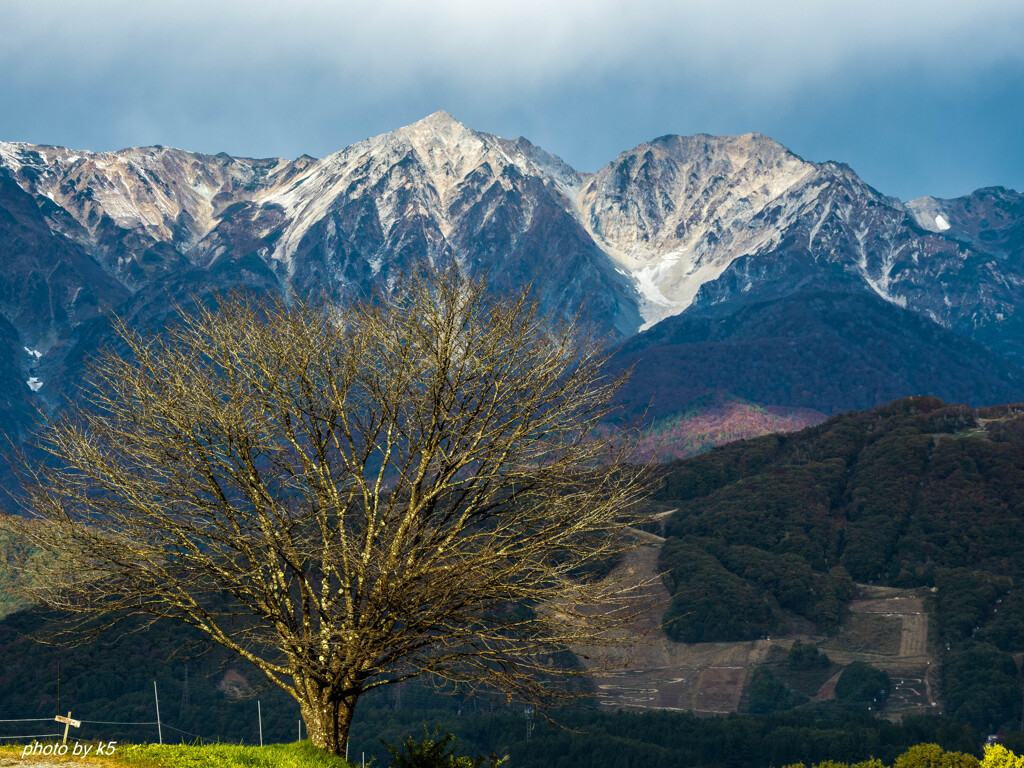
(577, 134, 1024, 363)
(1, 114, 1021, 353)
(635, 394, 823, 461)
(613, 290, 1024, 422)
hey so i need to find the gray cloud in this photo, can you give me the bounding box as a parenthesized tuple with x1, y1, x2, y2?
(0, 0, 1021, 198)
(5, 1, 1021, 88)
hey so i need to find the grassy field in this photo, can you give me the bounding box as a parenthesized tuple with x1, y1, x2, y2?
(0, 741, 352, 767)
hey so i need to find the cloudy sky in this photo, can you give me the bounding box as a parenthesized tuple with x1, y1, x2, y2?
(0, 0, 1021, 200)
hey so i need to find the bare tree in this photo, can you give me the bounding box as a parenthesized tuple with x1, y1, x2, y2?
(8, 269, 650, 755)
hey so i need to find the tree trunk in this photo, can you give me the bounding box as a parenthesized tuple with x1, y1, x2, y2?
(299, 683, 360, 757)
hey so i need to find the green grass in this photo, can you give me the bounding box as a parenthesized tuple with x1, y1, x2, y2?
(0, 740, 354, 767)
(117, 740, 353, 768)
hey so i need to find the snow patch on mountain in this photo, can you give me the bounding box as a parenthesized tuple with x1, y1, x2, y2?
(906, 196, 955, 234)
(0, 141, 25, 171)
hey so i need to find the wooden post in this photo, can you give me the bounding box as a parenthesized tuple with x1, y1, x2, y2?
(258, 700, 263, 747)
(54, 712, 81, 744)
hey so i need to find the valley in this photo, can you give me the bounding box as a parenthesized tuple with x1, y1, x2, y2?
(0, 395, 1022, 758)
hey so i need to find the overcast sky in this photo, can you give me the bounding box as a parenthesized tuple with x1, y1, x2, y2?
(0, 0, 1021, 200)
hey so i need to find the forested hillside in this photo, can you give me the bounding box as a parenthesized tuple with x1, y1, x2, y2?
(655, 396, 1024, 731)
(3, 396, 1023, 741)
(613, 292, 1024, 423)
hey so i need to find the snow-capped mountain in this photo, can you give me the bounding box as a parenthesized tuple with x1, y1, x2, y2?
(0, 112, 640, 343)
(1, 111, 1023, 456)
(579, 133, 1024, 358)
(578, 133, 817, 328)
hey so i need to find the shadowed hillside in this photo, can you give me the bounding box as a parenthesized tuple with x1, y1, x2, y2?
(653, 396, 1024, 733)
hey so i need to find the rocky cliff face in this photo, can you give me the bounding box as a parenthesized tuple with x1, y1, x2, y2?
(578, 134, 1024, 362)
(1, 111, 1022, 447)
(578, 133, 817, 328)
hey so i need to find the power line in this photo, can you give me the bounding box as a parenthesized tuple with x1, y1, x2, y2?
(79, 720, 158, 725)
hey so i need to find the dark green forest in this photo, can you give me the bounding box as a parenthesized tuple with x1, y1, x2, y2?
(2, 395, 1024, 762)
(656, 396, 1024, 732)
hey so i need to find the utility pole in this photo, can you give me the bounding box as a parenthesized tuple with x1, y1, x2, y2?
(154, 681, 162, 745)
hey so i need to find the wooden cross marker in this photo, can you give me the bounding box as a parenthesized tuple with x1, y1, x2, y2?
(55, 711, 81, 743)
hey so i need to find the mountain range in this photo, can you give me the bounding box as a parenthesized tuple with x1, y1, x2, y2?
(2, 113, 1024, 740)
(1, 110, 1023, 458)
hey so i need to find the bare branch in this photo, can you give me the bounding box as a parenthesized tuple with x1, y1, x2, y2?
(5, 266, 654, 755)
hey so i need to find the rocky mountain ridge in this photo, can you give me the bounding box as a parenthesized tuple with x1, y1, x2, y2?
(1, 111, 1023, 455)
(3, 112, 1022, 345)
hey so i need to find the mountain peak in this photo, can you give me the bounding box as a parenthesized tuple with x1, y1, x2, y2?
(419, 109, 460, 126)
(643, 131, 800, 166)
(395, 110, 476, 146)
(372, 111, 514, 196)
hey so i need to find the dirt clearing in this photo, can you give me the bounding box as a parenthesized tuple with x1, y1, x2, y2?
(577, 542, 938, 718)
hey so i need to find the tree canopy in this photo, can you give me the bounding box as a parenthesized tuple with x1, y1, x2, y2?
(6, 269, 650, 754)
